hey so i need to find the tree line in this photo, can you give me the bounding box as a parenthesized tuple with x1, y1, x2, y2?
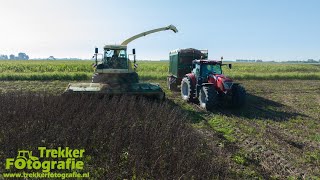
(0, 52, 29, 60)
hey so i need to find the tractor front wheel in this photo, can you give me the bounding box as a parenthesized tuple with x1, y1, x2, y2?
(231, 85, 246, 107)
(181, 77, 195, 102)
(167, 76, 177, 91)
(199, 85, 218, 110)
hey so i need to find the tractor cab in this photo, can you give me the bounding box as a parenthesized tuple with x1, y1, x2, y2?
(192, 60, 223, 79)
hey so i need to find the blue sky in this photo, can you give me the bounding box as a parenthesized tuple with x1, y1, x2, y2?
(0, 0, 319, 61)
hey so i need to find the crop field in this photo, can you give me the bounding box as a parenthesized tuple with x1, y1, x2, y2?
(0, 60, 319, 179)
(0, 60, 320, 81)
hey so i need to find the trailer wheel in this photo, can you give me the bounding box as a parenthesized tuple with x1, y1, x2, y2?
(167, 76, 177, 91)
(181, 77, 195, 102)
(199, 85, 218, 110)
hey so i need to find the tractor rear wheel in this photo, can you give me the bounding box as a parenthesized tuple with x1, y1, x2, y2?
(167, 76, 177, 91)
(231, 85, 246, 107)
(181, 77, 195, 102)
(199, 85, 218, 110)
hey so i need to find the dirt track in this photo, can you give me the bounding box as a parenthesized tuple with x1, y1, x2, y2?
(166, 80, 320, 178)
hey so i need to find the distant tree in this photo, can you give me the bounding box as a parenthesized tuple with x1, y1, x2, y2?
(0, 55, 8, 60)
(9, 54, 15, 60)
(18, 52, 29, 60)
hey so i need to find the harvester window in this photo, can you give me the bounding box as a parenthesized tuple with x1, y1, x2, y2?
(105, 49, 114, 58)
(118, 50, 127, 58)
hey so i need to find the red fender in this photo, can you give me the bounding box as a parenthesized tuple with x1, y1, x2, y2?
(185, 73, 196, 87)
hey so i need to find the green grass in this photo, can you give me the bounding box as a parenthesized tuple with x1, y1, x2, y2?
(0, 60, 319, 81)
(208, 116, 237, 142)
(0, 60, 93, 72)
(138, 61, 320, 80)
(0, 72, 91, 81)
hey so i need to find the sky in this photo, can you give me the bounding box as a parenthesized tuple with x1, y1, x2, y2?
(0, 0, 319, 61)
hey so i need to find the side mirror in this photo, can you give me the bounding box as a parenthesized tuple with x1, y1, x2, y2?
(228, 64, 232, 69)
(132, 49, 136, 55)
(95, 47, 98, 54)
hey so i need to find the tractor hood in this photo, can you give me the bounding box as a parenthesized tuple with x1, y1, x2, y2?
(209, 74, 234, 91)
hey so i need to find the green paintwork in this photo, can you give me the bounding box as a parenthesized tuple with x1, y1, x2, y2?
(64, 25, 178, 100)
(168, 48, 205, 83)
(64, 82, 165, 99)
(120, 25, 178, 46)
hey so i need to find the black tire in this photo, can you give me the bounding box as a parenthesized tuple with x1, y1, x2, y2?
(167, 76, 177, 91)
(231, 85, 246, 107)
(180, 77, 195, 102)
(156, 92, 166, 101)
(199, 85, 218, 110)
(128, 72, 139, 83)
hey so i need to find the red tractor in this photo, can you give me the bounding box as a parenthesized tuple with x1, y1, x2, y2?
(180, 59, 246, 110)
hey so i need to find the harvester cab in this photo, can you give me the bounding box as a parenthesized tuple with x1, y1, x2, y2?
(92, 25, 178, 75)
(94, 45, 132, 72)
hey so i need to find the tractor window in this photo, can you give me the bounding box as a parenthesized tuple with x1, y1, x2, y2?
(201, 64, 222, 76)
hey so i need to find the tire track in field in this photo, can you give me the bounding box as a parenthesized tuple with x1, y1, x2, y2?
(231, 122, 306, 178)
(192, 104, 309, 178)
(168, 87, 319, 178)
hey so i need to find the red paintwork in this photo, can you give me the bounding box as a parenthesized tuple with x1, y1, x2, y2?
(207, 74, 233, 92)
(185, 60, 234, 94)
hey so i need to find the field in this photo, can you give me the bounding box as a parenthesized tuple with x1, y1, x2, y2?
(0, 60, 320, 81)
(0, 60, 319, 179)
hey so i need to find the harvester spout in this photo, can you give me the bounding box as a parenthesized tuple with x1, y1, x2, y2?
(120, 24, 178, 46)
(167, 24, 178, 33)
